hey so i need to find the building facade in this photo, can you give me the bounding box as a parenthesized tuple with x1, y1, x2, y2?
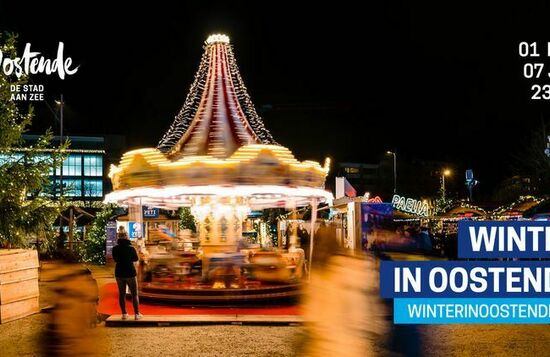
(337, 157, 457, 202)
(337, 162, 380, 197)
(19, 135, 125, 201)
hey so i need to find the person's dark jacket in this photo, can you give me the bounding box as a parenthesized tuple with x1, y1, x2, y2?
(112, 239, 139, 278)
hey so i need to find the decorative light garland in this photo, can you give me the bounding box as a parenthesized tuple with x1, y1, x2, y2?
(105, 184, 333, 209)
(157, 34, 275, 156)
(491, 195, 543, 216)
(14, 148, 105, 154)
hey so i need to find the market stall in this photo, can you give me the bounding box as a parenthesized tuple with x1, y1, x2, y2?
(491, 196, 542, 220)
(432, 201, 487, 258)
(115, 211, 179, 241)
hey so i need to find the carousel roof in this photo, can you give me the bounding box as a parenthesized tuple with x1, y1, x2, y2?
(105, 34, 331, 208)
(157, 34, 275, 159)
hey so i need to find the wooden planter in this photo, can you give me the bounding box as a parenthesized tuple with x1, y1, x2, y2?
(0, 249, 40, 323)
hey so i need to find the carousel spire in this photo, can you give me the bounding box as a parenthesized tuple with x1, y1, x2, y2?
(157, 33, 276, 158)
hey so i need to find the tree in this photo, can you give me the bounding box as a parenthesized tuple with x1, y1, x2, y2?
(178, 207, 196, 232)
(0, 33, 67, 248)
(78, 204, 115, 264)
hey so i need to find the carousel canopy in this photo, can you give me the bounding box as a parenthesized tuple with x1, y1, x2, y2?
(105, 34, 331, 209)
(157, 34, 275, 159)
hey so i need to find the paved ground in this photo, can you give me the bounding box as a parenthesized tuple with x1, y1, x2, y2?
(0, 259, 550, 356)
(104, 325, 303, 356)
(0, 305, 303, 356)
(0, 262, 305, 356)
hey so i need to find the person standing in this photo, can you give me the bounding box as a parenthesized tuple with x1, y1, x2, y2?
(112, 226, 142, 320)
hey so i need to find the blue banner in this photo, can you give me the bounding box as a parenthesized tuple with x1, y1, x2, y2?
(380, 260, 550, 298)
(457, 220, 550, 258)
(394, 298, 550, 324)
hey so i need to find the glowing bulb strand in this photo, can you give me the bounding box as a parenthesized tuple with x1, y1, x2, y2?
(157, 48, 211, 152)
(157, 36, 276, 155)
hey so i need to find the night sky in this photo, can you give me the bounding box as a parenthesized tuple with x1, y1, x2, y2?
(1, 2, 550, 198)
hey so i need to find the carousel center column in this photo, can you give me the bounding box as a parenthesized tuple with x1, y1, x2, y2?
(191, 197, 250, 277)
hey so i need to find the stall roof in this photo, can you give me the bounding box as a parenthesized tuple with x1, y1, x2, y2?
(522, 197, 550, 218)
(439, 203, 486, 218)
(492, 196, 543, 217)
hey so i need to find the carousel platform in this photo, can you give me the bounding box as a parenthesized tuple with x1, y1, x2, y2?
(105, 314, 303, 327)
(98, 282, 302, 326)
(138, 281, 301, 303)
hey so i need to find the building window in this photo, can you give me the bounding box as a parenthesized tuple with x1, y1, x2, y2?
(0, 154, 9, 165)
(31, 154, 54, 175)
(56, 179, 82, 197)
(83, 179, 103, 197)
(83, 155, 103, 176)
(0, 153, 23, 165)
(1, 153, 54, 176)
(57, 155, 82, 176)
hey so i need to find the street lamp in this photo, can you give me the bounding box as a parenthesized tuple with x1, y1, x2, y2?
(55, 95, 64, 197)
(386, 150, 397, 194)
(441, 169, 451, 201)
(54, 95, 66, 247)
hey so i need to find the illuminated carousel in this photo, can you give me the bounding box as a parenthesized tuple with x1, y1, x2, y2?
(105, 34, 332, 303)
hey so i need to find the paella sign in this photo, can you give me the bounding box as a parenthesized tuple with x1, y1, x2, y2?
(391, 194, 429, 217)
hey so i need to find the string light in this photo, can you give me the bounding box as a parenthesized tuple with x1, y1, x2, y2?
(491, 195, 542, 217)
(157, 34, 275, 156)
(110, 144, 329, 190)
(105, 184, 333, 209)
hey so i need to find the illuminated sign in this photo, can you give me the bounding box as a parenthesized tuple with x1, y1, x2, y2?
(366, 196, 383, 203)
(391, 194, 429, 217)
(143, 207, 159, 218)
